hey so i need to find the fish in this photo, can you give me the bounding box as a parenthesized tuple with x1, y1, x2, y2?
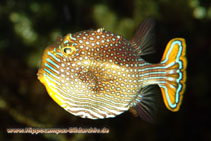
(37, 19, 187, 122)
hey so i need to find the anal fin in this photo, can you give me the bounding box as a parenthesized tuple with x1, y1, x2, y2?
(130, 85, 161, 123)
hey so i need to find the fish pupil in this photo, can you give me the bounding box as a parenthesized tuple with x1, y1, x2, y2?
(64, 48, 72, 54)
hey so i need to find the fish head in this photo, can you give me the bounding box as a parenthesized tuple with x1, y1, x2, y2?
(37, 33, 91, 106)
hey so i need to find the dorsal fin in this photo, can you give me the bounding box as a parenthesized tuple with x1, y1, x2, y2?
(130, 19, 155, 56)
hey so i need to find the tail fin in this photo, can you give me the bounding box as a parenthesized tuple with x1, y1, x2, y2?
(159, 38, 187, 112)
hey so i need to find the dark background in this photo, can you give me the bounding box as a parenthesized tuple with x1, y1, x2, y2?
(0, 0, 210, 141)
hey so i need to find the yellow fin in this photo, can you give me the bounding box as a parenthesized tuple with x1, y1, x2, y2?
(159, 38, 187, 112)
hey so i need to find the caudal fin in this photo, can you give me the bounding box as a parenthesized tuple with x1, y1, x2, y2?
(159, 38, 187, 112)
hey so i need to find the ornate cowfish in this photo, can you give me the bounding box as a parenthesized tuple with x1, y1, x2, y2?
(37, 19, 187, 122)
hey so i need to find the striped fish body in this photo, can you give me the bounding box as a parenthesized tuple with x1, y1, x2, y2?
(37, 20, 187, 121)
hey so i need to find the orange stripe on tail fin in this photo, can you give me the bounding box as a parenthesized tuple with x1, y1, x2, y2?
(159, 38, 187, 112)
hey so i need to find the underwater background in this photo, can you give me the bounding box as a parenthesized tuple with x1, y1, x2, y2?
(0, 0, 210, 140)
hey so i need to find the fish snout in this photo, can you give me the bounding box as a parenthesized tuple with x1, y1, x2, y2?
(37, 68, 44, 82)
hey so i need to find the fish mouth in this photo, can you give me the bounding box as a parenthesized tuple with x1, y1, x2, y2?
(37, 70, 47, 85)
(37, 69, 44, 82)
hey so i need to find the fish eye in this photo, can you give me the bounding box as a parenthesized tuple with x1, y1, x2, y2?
(63, 48, 72, 54)
(62, 46, 76, 56)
